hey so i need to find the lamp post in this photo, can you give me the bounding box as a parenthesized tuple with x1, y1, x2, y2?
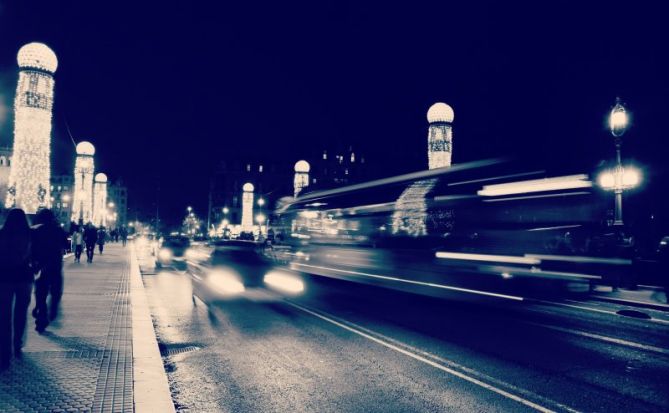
(608, 98, 629, 226)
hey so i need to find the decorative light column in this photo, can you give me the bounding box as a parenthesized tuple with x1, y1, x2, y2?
(71, 141, 96, 224)
(5, 42, 58, 212)
(93, 173, 108, 227)
(426, 102, 454, 169)
(241, 183, 254, 232)
(294, 160, 310, 197)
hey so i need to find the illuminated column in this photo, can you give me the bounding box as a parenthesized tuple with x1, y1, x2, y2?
(427, 102, 454, 169)
(241, 183, 254, 231)
(71, 141, 96, 223)
(294, 160, 310, 197)
(5, 43, 58, 212)
(93, 173, 108, 227)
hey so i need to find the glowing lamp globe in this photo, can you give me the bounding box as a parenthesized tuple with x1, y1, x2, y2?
(76, 141, 95, 156)
(598, 172, 615, 189)
(17, 42, 58, 73)
(427, 102, 454, 124)
(623, 168, 641, 187)
(609, 100, 628, 138)
(243, 183, 254, 192)
(294, 160, 310, 173)
(95, 173, 108, 183)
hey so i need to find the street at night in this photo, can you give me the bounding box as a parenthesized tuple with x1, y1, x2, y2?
(2, 1, 669, 412)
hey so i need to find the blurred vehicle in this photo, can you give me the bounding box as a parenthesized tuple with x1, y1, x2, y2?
(187, 240, 305, 303)
(156, 235, 191, 270)
(269, 159, 635, 302)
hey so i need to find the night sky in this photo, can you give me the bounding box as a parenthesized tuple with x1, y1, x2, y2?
(0, 1, 667, 227)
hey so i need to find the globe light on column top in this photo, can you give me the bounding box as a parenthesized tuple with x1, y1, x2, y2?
(95, 173, 108, 183)
(17, 42, 58, 73)
(243, 182, 254, 192)
(609, 99, 628, 138)
(294, 160, 310, 173)
(427, 102, 454, 124)
(76, 141, 96, 156)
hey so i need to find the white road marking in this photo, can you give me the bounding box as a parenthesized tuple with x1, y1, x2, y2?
(292, 263, 524, 301)
(534, 299, 669, 325)
(284, 300, 567, 413)
(526, 322, 669, 356)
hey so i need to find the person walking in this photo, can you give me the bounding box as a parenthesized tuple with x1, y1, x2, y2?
(31, 209, 68, 334)
(83, 223, 98, 263)
(97, 227, 106, 255)
(0, 209, 34, 370)
(72, 227, 84, 263)
(120, 226, 128, 247)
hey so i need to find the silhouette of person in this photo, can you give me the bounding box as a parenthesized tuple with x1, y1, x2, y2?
(31, 208, 68, 333)
(83, 223, 98, 263)
(97, 227, 106, 254)
(0, 209, 34, 369)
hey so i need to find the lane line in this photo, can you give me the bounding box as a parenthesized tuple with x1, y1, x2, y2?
(533, 299, 669, 325)
(526, 322, 669, 356)
(291, 263, 524, 301)
(283, 300, 563, 413)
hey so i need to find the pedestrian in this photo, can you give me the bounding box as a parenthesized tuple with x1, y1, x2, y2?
(72, 227, 84, 263)
(83, 222, 98, 263)
(31, 208, 68, 334)
(97, 227, 106, 255)
(120, 226, 128, 247)
(0, 209, 34, 370)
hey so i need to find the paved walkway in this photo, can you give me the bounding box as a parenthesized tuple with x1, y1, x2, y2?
(0, 243, 173, 413)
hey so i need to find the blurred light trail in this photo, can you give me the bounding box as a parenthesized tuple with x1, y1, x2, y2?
(435, 251, 540, 265)
(480, 265, 601, 280)
(263, 271, 305, 294)
(482, 191, 590, 203)
(526, 225, 582, 232)
(447, 170, 544, 187)
(478, 174, 591, 197)
(524, 254, 632, 265)
(207, 270, 245, 295)
(291, 263, 524, 301)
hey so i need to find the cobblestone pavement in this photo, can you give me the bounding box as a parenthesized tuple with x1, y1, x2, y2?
(0, 244, 133, 413)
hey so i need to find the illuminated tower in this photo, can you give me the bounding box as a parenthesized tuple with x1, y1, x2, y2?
(72, 141, 96, 223)
(294, 160, 310, 197)
(427, 102, 454, 169)
(241, 182, 254, 231)
(5, 42, 58, 212)
(93, 173, 108, 227)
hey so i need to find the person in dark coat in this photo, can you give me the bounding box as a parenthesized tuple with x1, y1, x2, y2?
(83, 223, 98, 263)
(0, 209, 34, 370)
(97, 227, 106, 254)
(31, 208, 68, 333)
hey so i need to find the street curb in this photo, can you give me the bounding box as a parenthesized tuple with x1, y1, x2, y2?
(591, 294, 669, 312)
(129, 246, 176, 413)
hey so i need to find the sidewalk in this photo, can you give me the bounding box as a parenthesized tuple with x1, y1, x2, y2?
(0, 243, 173, 413)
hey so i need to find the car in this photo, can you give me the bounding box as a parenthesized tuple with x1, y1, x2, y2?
(155, 235, 191, 270)
(187, 240, 273, 303)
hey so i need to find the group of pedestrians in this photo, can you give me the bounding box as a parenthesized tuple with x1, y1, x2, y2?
(71, 223, 106, 263)
(0, 208, 67, 371)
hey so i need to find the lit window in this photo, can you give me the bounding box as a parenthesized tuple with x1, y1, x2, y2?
(323, 151, 327, 160)
(345, 169, 349, 175)
(351, 153, 355, 163)
(63, 202, 68, 208)
(259, 165, 263, 173)
(246, 164, 251, 172)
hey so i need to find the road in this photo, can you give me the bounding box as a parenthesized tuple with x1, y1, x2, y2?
(136, 245, 669, 413)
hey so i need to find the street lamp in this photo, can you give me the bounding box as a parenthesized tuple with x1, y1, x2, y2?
(222, 207, 229, 214)
(607, 98, 630, 226)
(108, 201, 115, 208)
(257, 198, 265, 207)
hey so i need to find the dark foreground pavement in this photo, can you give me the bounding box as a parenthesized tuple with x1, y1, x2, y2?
(0, 243, 172, 413)
(137, 245, 669, 413)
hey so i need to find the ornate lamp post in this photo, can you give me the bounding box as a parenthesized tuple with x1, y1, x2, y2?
(608, 98, 629, 226)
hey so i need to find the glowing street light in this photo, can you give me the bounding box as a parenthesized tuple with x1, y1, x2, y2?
(606, 98, 631, 226)
(257, 198, 265, 207)
(222, 207, 229, 214)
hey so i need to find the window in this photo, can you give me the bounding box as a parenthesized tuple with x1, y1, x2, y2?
(351, 153, 355, 163)
(323, 151, 327, 160)
(259, 165, 263, 173)
(246, 164, 251, 172)
(63, 202, 68, 208)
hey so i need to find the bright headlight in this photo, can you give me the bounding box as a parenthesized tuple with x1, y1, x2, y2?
(158, 248, 172, 261)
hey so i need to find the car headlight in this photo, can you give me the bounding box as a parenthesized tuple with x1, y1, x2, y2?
(158, 248, 173, 261)
(207, 269, 245, 295)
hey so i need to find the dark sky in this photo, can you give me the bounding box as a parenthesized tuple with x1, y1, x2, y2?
(0, 1, 667, 227)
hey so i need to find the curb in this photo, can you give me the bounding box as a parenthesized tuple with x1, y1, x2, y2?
(129, 246, 175, 413)
(591, 294, 669, 312)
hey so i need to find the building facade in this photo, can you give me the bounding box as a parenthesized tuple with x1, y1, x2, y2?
(107, 179, 128, 229)
(50, 174, 74, 226)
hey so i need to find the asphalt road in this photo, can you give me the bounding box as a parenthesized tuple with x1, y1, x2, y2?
(136, 246, 669, 413)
